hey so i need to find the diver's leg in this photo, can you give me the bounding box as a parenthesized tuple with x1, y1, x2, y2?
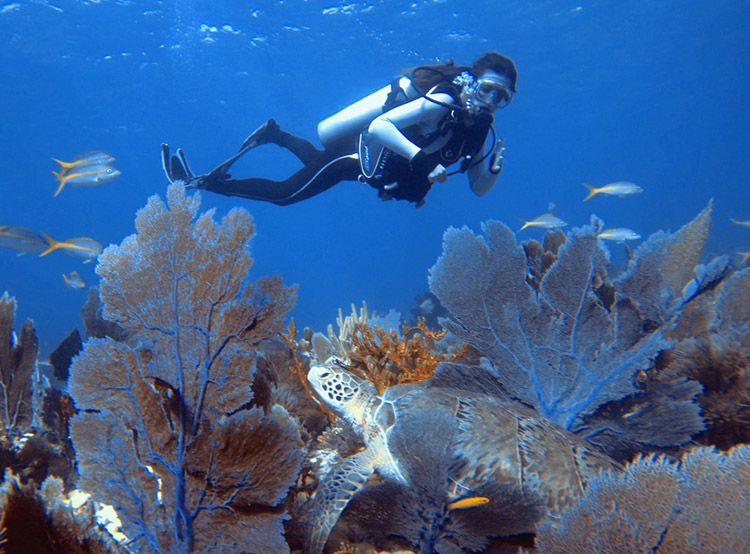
(241, 119, 321, 164)
(202, 151, 360, 206)
(276, 132, 320, 165)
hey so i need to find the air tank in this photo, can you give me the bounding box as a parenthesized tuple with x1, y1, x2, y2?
(317, 76, 418, 149)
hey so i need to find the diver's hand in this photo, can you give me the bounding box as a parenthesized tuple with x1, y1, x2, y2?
(489, 138, 506, 175)
(428, 164, 448, 183)
(410, 150, 446, 183)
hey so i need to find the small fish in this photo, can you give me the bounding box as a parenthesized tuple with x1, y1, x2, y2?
(730, 218, 750, 227)
(736, 251, 750, 264)
(62, 270, 86, 289)
(582, 181, 643, 202)
(519, 213, 567, 231)
(0, 225, 49, 254)
(39, 232, 103, 262)
(418, 297, 435, 314)
(52, 151, 116, 174)
(597, 228, 642, 243)
(52, 163, 121, 197)
(447, 496, 490, 511)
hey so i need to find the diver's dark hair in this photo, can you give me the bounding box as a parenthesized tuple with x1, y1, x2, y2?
(404, 51, 518, 94)
(405, 60, 470, 95)
(472, 52, 518, 92)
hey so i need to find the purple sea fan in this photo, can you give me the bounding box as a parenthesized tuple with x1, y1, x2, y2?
(428, 204, 712, 434)
(68, 184, 301, 553)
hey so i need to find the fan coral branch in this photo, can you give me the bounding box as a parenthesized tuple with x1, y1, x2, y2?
(68, 184, 302, 553)
(0, 292, 38, 440)
(428, 205, 714, 431)
(535, 445, 750, 552)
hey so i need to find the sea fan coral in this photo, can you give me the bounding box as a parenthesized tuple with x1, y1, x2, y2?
(68, 184, 302, 553)
(535, 445, 750, 553)
(0, 292, 38, 440)
(427, 205, 714, 441)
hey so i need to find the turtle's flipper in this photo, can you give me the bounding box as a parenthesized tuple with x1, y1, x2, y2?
(308, 450, 376, 554)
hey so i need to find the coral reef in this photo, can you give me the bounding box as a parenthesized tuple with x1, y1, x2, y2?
(298, 303, 465, 394)
(0, 294, 74, 489)
(535, 445, 750, 553)
(427, 205, 716, 456)
(654, 265, 750, 449)
(0, 292, 38, 440)
(67, 184, 303, 553)
(0, 472, 128, 554)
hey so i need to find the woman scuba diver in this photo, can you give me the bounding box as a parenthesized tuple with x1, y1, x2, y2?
(162, 51, 518, 208)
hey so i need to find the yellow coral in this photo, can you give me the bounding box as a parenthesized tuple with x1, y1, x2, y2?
(344, 316, 466, 394)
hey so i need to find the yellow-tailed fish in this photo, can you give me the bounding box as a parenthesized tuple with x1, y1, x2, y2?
(39, 232, 103, 262)
(597, 228, 642, 243)
(0, 225, 49, 254)
(730, 218, 750, 227)
(62, 270, 86, 289)
(518, 213, 567, 231)
(52, 151, 116, 174)
(737, 251, 750, 264)
(582, 181, 643, 202)
(52, 163, 121, 197)
(447, 496, 490, 511)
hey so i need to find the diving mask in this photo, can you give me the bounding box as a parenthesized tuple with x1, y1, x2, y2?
(473, 74, 513, 109)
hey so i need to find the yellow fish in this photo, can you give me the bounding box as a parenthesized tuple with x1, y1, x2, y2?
(62, 270, 87, 289)
(52, 151, 116, 173)
(737, 251, 750, 264)
(447, 496, 490, 511)
(518, 213, 567, 231)
(597, 228, 642, 243)
(40, 232, 103, 262)
(52, 163, 121, 197)
(0, 225, 49, 254)
(730, 218, 750, 227)
(582, 181, 643, 202)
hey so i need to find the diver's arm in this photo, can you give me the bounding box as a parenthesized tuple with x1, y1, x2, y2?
(367, 93, 453, 160)
(467, 136, 505, 197)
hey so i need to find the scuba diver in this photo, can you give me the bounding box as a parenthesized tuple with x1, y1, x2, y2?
(162, 51, 517, 208)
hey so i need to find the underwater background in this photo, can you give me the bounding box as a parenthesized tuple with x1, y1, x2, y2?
(1, 0, 749, 358)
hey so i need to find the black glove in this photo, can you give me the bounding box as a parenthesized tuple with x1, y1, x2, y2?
(410, 150, 439, 177)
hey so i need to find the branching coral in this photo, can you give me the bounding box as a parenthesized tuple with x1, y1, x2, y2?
(535, 445, 750, 553)
(68, 183, 302, 553)
(284, 303, 466, 399)
(345, 317, 464, 394)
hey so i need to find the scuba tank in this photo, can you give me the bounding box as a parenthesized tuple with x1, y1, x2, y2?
(317, 76, 420, 149)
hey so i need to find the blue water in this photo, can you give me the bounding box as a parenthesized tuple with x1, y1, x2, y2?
(1, 0, 748, 358)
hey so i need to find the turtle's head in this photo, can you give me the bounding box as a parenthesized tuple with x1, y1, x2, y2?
(307, 358, 374, 424)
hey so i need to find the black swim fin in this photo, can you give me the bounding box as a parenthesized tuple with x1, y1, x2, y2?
(239, 118, 281, 152)
(161, 143, 198, 185)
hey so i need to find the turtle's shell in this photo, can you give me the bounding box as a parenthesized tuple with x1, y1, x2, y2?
(378, 381, 619, 519)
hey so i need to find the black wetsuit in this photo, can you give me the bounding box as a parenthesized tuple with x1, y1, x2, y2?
(202, 91, 492, 206)
(202, 132, 361, 206)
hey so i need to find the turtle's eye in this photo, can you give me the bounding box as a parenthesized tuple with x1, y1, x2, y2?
(318, 371, 330, 380)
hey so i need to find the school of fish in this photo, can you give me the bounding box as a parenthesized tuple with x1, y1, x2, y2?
(520, 181, 644, 245)
(0, 151, 112, 290)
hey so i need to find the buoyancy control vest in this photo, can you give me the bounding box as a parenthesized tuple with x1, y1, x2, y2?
(358, 81, 494, 204)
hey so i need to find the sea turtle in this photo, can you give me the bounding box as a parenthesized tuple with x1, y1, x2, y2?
(305, 358, 621, 554)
